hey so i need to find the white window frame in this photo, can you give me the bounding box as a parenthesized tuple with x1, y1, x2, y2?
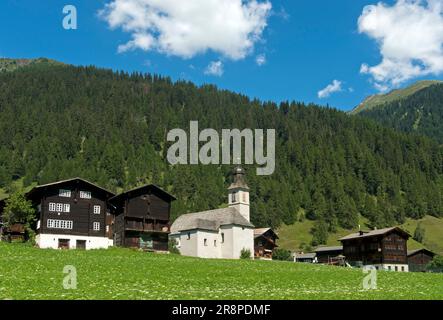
(49, 203, 56, 212)
(47, 219, 73, 230)
(93, 205, 101, 214)
(59, 189, 71, 198)
(63, 204, 70, 213)
(79, 191, 92, 199)
(56, 203, 63, 213)
(93, 222, 100, 231)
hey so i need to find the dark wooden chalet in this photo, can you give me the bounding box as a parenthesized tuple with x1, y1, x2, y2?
(109, 185, 176, 252)
(315, 246, 344, 264)
(340, 227, 411, 271)
(408, 248, 436, 272)
(26, 178, 115, 249)
(254, 228, 279, 260)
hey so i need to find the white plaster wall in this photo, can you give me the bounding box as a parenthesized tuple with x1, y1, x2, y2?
(195, 230, 221, 259)
(172, 230, 199, 257)
(220, 226, 234, 259)
(371, 264, 409, 272)
(231, 226, 254, 259)
(36, 234, 112, 250)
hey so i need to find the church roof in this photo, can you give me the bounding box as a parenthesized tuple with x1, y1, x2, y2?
(228, 166, 249, 190)
(170, 207, 254, 234)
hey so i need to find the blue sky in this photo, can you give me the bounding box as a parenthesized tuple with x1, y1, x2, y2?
(1, 0, 443, 111)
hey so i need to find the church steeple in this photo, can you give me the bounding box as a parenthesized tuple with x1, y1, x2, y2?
(228, 166, 250, 222)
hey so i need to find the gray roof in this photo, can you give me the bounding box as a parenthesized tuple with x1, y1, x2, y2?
(171, 207, 254, 234)
(315, 246, 343, 253)
(407, 248, 436, 257)
(295, 253, 317, 259)
(339, 227, 410, 241)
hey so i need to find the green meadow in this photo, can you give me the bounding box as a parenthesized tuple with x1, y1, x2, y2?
(0, 243, 442, 300)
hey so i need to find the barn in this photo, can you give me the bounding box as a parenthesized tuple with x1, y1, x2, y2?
(254, 228, 279, 260)
(109, 184, 176, 252)
(408, 248, 436, 272)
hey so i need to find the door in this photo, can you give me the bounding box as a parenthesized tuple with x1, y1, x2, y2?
(76, 240, 86, 250)
(58, 239, 70, 249)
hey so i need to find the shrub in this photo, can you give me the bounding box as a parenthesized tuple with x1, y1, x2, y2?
(273, 248, 292, 261)
(240, 248, 252, 260)
(427, 256, 443, 273)
(168, 240, 181, 255)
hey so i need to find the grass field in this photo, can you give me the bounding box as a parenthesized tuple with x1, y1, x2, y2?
(1, 243, 443, 300)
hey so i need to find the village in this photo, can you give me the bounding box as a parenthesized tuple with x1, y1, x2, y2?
(0, 166, 438, 273)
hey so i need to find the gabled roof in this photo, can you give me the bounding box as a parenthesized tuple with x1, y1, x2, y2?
(295, 253, 317, 259)
(171, 207, 254, 234)
(109, 184, 176, 205)
(407, 248, 436, 257)
(26, 177, 115, 199)
(254, 228, 279, 239)
(339, 227, 411, 242)
(315, 246, 343, 253)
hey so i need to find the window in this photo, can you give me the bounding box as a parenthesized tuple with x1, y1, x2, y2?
(49, 203, 56, 212)
(47, 219, 73, 230)
(395, 266, 398, 272)
(231, 192, 237, 203)
(221, 233, 225, 243)
(187, 233, 191, 240)
(401, 266, 405, 272)
(80, 191, 91, 199)
(63, 204, 70, 213)
(59, 189, 71, 198)
(93, 222, 100, 231)
(214, 240, 217, 247)
(204, 239, 207, 246)
(106, 225, 110, 233)
(56, 203, 63, 213)
(93, 205, 101, 214)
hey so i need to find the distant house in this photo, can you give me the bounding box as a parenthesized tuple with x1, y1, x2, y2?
(315, 246, 343, 264)
(170, 167, 255, 259)
(109, 184, 176, 252)
(254, 228, 279, 260)
(26, 178, 115, 250)
(293, 252, 317, 263)
(340, 227, 410, 272)
(408, 248, 436, 272)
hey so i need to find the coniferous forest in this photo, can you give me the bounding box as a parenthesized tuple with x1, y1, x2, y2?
(0, 62, 442, 243)
(357, 83, 443, 143)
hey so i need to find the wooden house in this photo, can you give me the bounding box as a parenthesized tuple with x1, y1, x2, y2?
(340, 227, 410, 272)
(109, 184, 176, 252)
(293, 252, 317, 263)
(315, 246, 343, 264)
(254, 228, 279, 260)
(26, 178, 115, 250)
(408, 248, 436, 272)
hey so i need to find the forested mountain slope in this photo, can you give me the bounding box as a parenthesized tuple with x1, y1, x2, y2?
(0, 62, 442, 244)
(354, 81, 443, 143)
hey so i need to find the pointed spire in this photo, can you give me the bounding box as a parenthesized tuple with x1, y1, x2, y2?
(228, 166, 249, 190)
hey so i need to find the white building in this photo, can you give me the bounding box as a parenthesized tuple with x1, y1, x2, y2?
(170, 167, 255, 259)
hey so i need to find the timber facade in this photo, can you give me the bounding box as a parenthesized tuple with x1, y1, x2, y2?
(340, 227, 410, 272)
(110, 185, 176, 251)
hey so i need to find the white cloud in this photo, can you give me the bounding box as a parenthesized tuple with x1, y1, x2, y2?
(318, 80, 343, 99)
(99, 0, 272, 60)
(256, 54, 266, 66)
(359, 0, 443, 90)
(204, 61, 224, 76)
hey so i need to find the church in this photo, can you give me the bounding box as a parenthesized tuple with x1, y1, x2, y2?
(170, 167, 255, 259)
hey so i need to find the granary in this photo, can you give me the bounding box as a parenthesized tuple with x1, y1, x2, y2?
(170, 166, 255, 259)
(25, 178, 116, 250)
(254, 228, 279, 260)
(407, 248, 436, 272)
(340, 227, 410, 272)
(315, 246, 343, 264)
(109, 184, 176, 251)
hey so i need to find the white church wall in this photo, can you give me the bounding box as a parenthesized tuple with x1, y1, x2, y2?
(196, 230, 221, 259)
(220, 226, 234, 259)
(231, 226, 254, 259)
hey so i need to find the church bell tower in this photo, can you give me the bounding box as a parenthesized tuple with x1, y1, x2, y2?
(228, 166, 250, 222)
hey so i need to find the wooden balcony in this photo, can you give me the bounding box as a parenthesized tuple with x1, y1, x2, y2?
(124, 219, 170, 233)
